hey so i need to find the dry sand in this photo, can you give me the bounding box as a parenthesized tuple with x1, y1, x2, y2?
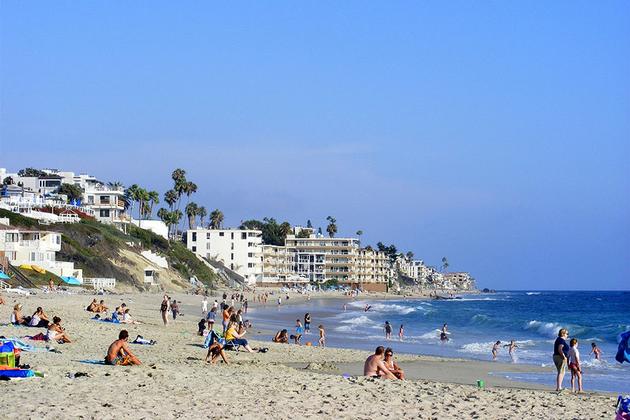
(0, 291, 616, 419)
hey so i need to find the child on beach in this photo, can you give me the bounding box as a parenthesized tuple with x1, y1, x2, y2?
(398, 324, 404, 341)
(568, 338, 583, 392)
(294, 319, 304, 345)
(590, 342, 602, 361)
(318, 325, 326, 347)
(304, 313, 311, 334)
(492, 341, 501, 360)
(504, 340, 518, 362)
(384, 321, 392, 340)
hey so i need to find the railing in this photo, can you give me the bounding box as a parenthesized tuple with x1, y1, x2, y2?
(84, 277, 116, 289)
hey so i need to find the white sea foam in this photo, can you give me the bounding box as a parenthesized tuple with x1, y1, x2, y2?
(525, 320, 563, 338)
(526, 292, 541, 295)
(339, 315, 373, 326)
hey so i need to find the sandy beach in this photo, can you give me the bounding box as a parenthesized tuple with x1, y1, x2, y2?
(0, 290, 617, 419)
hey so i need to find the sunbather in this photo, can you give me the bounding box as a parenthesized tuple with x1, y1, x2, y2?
(46, 316, 71, 343)
(273, 329, 289, 344)
(29, 307, 50, 328)
(121, 309, 141, 324)
(11, 304, 27, 325)
(105, 330, 141, 366)
(86, 299, 99, 312)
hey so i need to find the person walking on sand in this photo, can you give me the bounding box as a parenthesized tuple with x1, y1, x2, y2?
(171, 300, 179, 321)
(363, 346, 396, 379)
(492, 341, 502, 360)
(160, 295, 170, 326)
(202, 296, 208, 315)
(553, 328, 570, 391)
(568, 338, 583, 393)
(105, 330, 141, 366)
(384, 321, 392, 340)
(504, 340, 518, 362)
(318, 324, 326, 347)
(304, 313, 311, 334)
(398, 324, 404, 341)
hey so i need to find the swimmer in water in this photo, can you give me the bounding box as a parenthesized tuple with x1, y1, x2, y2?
(504, 340, 518, 362)
(492, 340, 501, 360)
(590, 342, 602, 360)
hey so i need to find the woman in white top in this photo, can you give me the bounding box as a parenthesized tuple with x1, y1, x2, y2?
(46, 316, 72, 343)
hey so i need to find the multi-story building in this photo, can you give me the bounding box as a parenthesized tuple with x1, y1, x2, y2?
(185, 228, 263, 285)
(442, 272, 475, 290)
(356, 247, 390, 286)
(82, 181, 126, 224)
(0, 221, 83, 281)
(261, 245, 296, 283)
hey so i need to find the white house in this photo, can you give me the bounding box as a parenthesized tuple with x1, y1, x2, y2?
(185, 228, 263, 285)
(0, 221, 83, 281)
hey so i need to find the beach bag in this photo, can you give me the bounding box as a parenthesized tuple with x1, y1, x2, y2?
(0, 342, 16, 368)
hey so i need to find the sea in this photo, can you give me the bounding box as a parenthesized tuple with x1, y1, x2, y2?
(247, 290, 630, 393)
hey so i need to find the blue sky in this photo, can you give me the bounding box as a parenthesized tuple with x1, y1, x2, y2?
(1, 2, 629, 289)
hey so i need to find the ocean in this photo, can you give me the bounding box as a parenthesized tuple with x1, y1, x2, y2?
(247, 290, 630, 393)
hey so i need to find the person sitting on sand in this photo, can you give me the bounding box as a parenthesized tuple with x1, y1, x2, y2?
(273, 329, 289, 344)
(205, 342, 229, 365)
(98, 300, 108, 313)
(492, 341, 501, 360)
(363, 346, 396, 379)
(121, 309, 141, 324)
(46, 316, 72, 343)
(318, 325, 326, 347)
(11, 304, 27, 325)
(590, 342, 602, 360)
(105, 330, 141, 366)
(86, 299, 99, 312)
(225, 320, 255, 353)
(29, 307, 50, 328)
(383, 347, 405, 380)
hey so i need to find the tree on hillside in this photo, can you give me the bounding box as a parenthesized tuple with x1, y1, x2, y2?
(326, 216, 337, 238)
(318, 227, 323, 236)
(185, 202, 199, 229)
(306, 219, 313, 228)
(209, 209, 224, 229)
(57, 183, 84, 203)
(147, 191, 160, 218)
(108, 181, 124, 190)
(377, 242, 399, 263)
(279, 222, 292, 238)
(406, 251, 414, 261)
(164, 189, 178, 211)
(2, 176, 14, 186)
(240, 219, 265, 231)
(356, 230, 363, 246)
(441, 257, 449, 272)
(197, 206, 207, 227)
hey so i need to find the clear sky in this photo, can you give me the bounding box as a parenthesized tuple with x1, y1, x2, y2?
(1, 2, 629, 290)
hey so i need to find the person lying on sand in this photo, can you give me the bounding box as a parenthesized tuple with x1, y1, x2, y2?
(46, 316, 72, 343)
(105, 330, 141, 366)
(273, 329, 289, 344)
(383, 347, 405, 380)
(205, 342, 229, 365)
(364, 346, 396, 379)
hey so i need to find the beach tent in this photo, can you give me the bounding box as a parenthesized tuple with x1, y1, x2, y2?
(61, 276, 81, 286)
(616, 330, 630, 364)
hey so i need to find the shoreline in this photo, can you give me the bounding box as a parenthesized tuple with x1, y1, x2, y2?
(0, 290, 617, 418)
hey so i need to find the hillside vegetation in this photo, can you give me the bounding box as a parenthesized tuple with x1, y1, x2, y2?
(0, 209, 217, 291)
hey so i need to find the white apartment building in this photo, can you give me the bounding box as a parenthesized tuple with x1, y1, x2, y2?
(0, 222, 83, 280)
(262, 245, 297, 283)
(185, 228, 263, 285)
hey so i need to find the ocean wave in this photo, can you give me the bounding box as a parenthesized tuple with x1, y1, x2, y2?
(346, 300, 417, 315)
(525, 320, 563, 338)
(459, 339, 537, 355)
(526, 292, 541, 296)
(340, 315, 373, 326)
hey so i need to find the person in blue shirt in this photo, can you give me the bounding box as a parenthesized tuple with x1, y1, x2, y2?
(553, 328, 570, 391)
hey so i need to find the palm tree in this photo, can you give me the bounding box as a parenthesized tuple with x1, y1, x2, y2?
(125, 184, 141, 219)
(171, 210, 183, 238)
(441, 257, 449, 272)
(209, 209, 224, 229)
(279, 222, 292, 237)
(157, 208, 170, 237)
(185, 202, 199, 229)
(108, 181, 124, 191)
(326, 216, 337, 238)
(147, 191, 160, 218)
(356, 230, 363, 246)
(406, 251, 414, 261)
(197, 206, 207, 227)
(164, 189, 178, 211)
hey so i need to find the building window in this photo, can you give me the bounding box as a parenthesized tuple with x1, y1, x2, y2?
(99, 209, 110, 217)
(5, 233, 18, 242)
(192, 246, 197, 252)
(219, 232, 224, 237)
(248, 253, 254, 258)
(248, 263, 254, 268)
(231, 232, 234, 240)
(88, 196, 94, 204)
(231, 243, 234, 250)
(207, 233, 211, 239)
(191, 232, 197, 241)
(241, 232, 247, 240)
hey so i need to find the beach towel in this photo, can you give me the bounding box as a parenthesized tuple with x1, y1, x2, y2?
(78, 360, 107, 365)
(92, 318, 120, 324)
(616, 331, 630, 364)
(0, 368, 36, 378)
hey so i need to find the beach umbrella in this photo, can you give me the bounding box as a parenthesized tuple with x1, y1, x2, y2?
(0, 271, 10, 280)
(60, 276, 81, 286)
(616, 330, 630, 364)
